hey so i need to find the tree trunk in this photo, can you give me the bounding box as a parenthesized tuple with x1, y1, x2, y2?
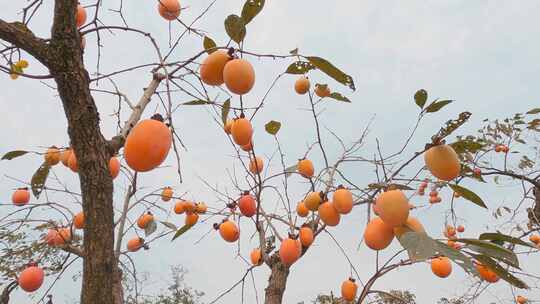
(264, 254, 290, 304)
(113, 267, 124, 304)
(49, 2, 116, 304)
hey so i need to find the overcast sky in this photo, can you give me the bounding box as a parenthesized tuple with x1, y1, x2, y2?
(1, 1, 540, 303)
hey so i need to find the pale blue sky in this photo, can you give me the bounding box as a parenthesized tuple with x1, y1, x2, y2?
(1, 1, 540, 303)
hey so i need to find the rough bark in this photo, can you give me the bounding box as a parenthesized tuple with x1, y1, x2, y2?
(528, 186, 540, 227)
(112, 267, 124, 304)
(264, 253, 290, 304)
(49, 1, 116, 304)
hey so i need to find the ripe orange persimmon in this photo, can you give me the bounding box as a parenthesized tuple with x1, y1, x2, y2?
(446, 225, 456, 237)
(297, 159, 314, 178)
(318, 201, 340, 226)
(18, 265, 44, 292)
(223, 59, 255, 95)
(109, 157, 120, 179)
(219, 220, 239, 242)
(224, 119, 234, 134)
(279, 238, 301, 266)
(333, 186, 353, 214)
(124, 115, 172, 172)
(294, 77, 310, 95)
(529, 234, 540, 244)
(195, 203, 207, 214)
(158, 0, 180, 20)
(231, 118, 253, 146)
(304, 191, 322, 211)
(76, 4, 87, 28)
(185, 212, 199, 226)
(393, 216, 425, 237)
(296, 202, 309, 217)
(476, 263, 500, 283)
(127, 237, 144, 252)
(341, 278, 358, 302)
(250, 248, 263, 266)
(44, 146, 60, 165)
(240, 141, 253, 152)
(161, 187, 173, 201)
(137, 213, 154, 229)
(174, 201, 187, 214)
(200, 50, 230, 86)
(516, 296, 528, 304)
(239, 193, 257, 217)
(431, 256, 452, 278)
(12, 188, 30, 206)
(315, 84, 331, 97)
(73, 212, 85, 229)
(375, 190, 410, 227)
(299, 226, 314, 247)
(45, 228, 72, 246)
(364, 217, 394, 250)
(68, 152, 78, 172)
(60, 148, 72, 167)
(249, 157, 264, 174)
(424, 144, 461, 181)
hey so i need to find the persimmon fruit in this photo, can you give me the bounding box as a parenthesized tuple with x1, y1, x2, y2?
(158, 0, 181, 20)
(297, 158, 314, 178)
(200, 50, 230, 86)
(219, 220, 239, 242)
(124, 114, 172, 172)
(12, 188, 30, 206)
(424, 144, 461, 181)
(18, 265, 44, 292)
(375, 189, 410, 227)
(223, 59, 255, 95)
(364, 217, 394, 250)
(294, 77, 310, 95)
(279, 237, 301, 266)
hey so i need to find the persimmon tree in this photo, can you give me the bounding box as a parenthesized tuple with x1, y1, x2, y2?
(1, 1, 540, 304)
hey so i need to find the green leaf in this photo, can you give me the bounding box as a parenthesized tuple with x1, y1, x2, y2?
(387, 183, 414, 191)
(456, 238, 519, 268)
(284, 164, 298, 177)
(425, 99, 453, 113)
(160, 221, 177, 231)
(327, 92, 351, 103)
(172, 224, 193, 241)
(285, 61, 315, 75)
(203, 36, 217, 54)
(1, 150, 29, 160)
(448, 184, 487, 209)
(241, 0, 265, 24)
(221, 99, 230, 124)
(450, 139, 486, 154)
(145, 220, 157, 237)
(397, 232, 477, 276)
(265, 120, 281, 135)
(414, 89, 428, 109)
(479, 233, 537, 249)
(31, 162, 51, 199)
(224, 15, 246, 44)
(305, 56, 355, 90)
(526, 108, 540, 115)
(473, 254, 528, 289)
(183, 100, 214, 105)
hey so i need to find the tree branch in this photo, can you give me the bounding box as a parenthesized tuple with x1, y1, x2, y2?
(107, 72, 166, 153)
(0, 19, 50, 64)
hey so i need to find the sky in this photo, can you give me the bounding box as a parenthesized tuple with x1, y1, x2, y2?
(1, 1, 540, 303)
